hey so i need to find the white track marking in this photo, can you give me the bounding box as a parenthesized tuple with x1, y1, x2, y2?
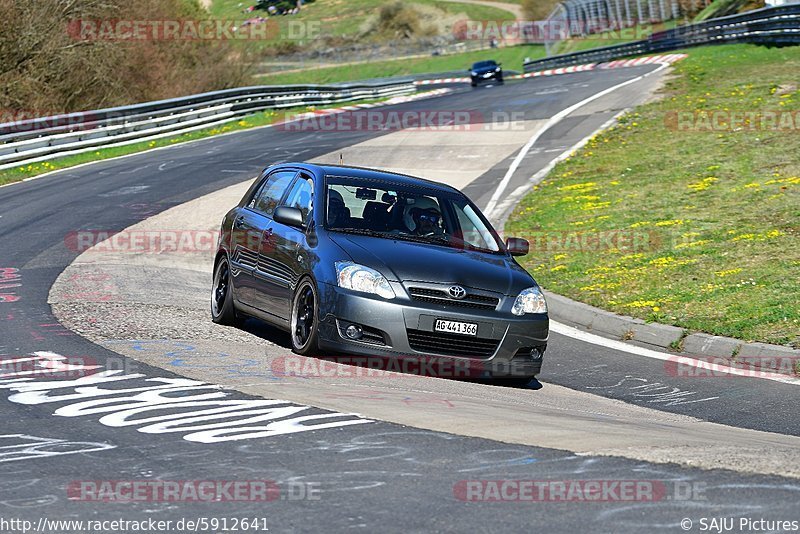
(0, 353, 373, 443)
(551, 321, 800, 386)
(484, 62, 669, 219)
(490, 111, 627, 222)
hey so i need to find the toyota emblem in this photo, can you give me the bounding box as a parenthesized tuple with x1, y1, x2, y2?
(448, 285, 467, 299)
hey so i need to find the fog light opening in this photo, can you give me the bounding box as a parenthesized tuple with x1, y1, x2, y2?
(345, 324, 363, 340)
(530, 348, 543, 360)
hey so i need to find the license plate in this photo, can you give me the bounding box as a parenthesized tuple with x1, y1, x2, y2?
(435, 319, 478, 336)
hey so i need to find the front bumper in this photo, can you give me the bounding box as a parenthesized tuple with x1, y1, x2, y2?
(316, 282, 548, 378)
(471, 72, 502, 84)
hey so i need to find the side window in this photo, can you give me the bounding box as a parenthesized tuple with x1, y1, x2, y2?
(251, 171, 296, 217)
(283, 175, 314, 223)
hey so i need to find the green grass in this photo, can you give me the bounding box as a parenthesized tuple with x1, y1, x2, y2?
(256, 43, 545, 85)
(693, 0, 748, 21)
(506, 43, 800, 347)
(0, 95, 399, 186)
(209, 0, 516, 49)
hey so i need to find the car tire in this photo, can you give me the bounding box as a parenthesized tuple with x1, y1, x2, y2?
(471, 81, 477, 87)
(211, 256, 243, 326)
(497, 75, 504, 84)
(290, 277, 321, 355)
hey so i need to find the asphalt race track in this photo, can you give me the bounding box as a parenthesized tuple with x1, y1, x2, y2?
(1, 65, 799, 533)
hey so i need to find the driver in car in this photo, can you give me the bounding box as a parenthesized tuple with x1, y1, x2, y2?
(410, 205, 444, 236)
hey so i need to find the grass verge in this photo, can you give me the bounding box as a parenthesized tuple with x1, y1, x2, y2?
(506, 43, 800, 347)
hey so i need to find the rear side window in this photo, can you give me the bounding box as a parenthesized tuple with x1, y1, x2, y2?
(250, 170, 296, 217)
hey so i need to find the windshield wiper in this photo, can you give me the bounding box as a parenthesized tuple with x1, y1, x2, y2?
(331, 228, 389, 238)
(402, 234, 499, 254)
(334, 228, 445, 245)
(390, 232, 453, 246)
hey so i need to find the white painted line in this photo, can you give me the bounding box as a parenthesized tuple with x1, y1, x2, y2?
(551, 321, 800, 386)
(490, 110, 627, 222)
(484, 62, 669, 219)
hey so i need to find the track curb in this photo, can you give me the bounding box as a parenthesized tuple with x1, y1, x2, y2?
(543, 289, 799, 375)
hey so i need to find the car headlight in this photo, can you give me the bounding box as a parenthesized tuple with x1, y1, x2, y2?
(495, 67, 501, 72)
(335, 261, 395, 299)
(471, 71, 477, 76)
(511, 286, 547, 315)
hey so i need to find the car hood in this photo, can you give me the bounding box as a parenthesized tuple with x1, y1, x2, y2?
(329, 233, 534, 296)
(472, 66, 498, 74)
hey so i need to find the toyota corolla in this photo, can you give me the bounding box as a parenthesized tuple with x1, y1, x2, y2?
(211, 163, 548, 380)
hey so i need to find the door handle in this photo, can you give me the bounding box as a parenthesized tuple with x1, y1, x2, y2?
(234, 216, 246, 229)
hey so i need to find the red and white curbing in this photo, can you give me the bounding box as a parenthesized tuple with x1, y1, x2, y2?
(513, 62, 596, 79)
(599, 53, 688, 69)
(414, 54, 688, 86)
(280, 88, 453, 123)
(415, 77, 471, 85)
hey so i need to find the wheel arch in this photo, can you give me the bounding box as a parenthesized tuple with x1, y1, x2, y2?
(213, 249, 228, 276)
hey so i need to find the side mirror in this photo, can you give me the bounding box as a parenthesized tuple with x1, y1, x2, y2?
(506, 237, 529, 257)
(274, 205, 305, 228)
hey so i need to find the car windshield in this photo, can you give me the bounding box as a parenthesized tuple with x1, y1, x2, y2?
(325, 175, 502, 254)
(472, 61, 496, 69)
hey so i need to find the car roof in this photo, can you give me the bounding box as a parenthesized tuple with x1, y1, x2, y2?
(274, 162, 462, 195)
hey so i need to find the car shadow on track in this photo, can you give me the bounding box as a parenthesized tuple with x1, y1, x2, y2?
(239, 317, 292, 347)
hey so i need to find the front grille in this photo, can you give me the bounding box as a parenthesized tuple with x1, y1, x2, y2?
(359, 327, 387, 345)
(406, 329, 499, 358)
(407, 287, 500, 310)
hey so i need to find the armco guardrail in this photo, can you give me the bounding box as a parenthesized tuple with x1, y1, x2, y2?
(0, 80, 415, 170)
(524, 4, 800, 71)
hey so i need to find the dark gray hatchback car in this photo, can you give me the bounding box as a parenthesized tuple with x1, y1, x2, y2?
(212, 163, 548, 380)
